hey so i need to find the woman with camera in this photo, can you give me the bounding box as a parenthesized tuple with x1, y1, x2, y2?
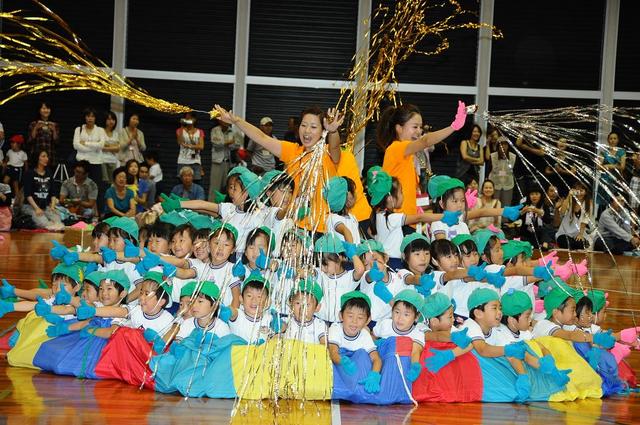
(176, 112, 205, 183)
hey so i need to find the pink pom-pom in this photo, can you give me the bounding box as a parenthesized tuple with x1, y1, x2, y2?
(534, 299, 545, 314)
(610, 342, 631, 364)
(554, 261, 572, 281)
(465, 188, 478, 209)
(620, 327, 639, 344)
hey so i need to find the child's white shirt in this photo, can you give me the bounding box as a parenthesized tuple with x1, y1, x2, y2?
(169, 257, 207, 302)
(372, 318, 425, 346)
(492, 324, 533, 346)
(176, 317, 230, 340)
(532, 318, 562, 338)
(327, 322, 376, 353)
(229, 306, 274, 344)
(430, 218, 470, 242)
(446, 277, 499, 319)
(359, 269, 412, 322)
(118, 305, 174, 337)
(149, 163, 163, 182)
(562, 323, 601, 334)
(284, 316, 327, 344)
(6, 150, 28, 167)
(327, 213, 361, 245)
(205, 261, 242, 306)
(374, 212, 405, 258)
(217, 202, 260, 253)
(317, 269, 359, 323)
(461, 318, 501, 345)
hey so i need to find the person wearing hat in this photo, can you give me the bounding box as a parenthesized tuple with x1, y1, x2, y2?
(227, 273, 278, 345)
(246, 117, 276, 174)
(283, 278, 327, 344)
(397, 233, 435, 293)
(327, 291, 383, 394)
(314, 232, 364, 324)
(372, 289, 425, 382)
(323, 176, 361, 245)
(172, 281, 230, 342)
(79, 270, 107, 305)
(259, 169, 294, 257)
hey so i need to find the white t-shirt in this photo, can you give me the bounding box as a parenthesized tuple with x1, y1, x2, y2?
(177, 127, 204, 165)
(374, 212, 405, 258)
(73, 125, 106, 164)
(563, 324, 601, 334)
(102, 130, 120, 164)
(317, 269, 360, 324)
(218, 202, 261, 253)
(359, 270, 412, 322)
(532, 319, 562, 338)
(372, 318, 425, 346)
(122, 305, 174, 337)
(461, 318, 501, 345)
(327, 213, 361, 245)
(205, 261, 242, 306)
(168, 257, 207, 302)
(149, 163, 163, 183)
(6, 150, 28, 167)
(445, 277, 499, 319)
(327, 322, 376, 353)
(492, 324, 533, 346)
(284, 316, 327, 344)
(175, 317, 230, 340)
(229, 307, 274, 344)
(430, 218, 470, 242)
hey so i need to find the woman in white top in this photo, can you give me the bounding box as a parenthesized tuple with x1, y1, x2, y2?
(468, 179, 502, 232)
(555, 181, 592, 250)
(118, 113, 146, 163)
(176, 112, 205, 183)
(73, 108, 106, 186)
(488, 138, 517, 208)
(101, 111, 120, 184)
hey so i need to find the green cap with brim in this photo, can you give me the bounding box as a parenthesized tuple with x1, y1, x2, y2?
(83, 271, 106, 289)
(197, 281, 221, 301)
(392, 289, 425, 314)
(538, 277, 571, 298)
(258, 226, 276, 252)
(228, 166, 262, 200)
(421, 292, 453, 319)
(544, 287, 577, 319)
(159, 211, 189, 227)
(452, 234, 475, 247)
(400, 233, 430, 254)
(366, 166, 392, 206)
(105, 269, 131, 292)
(467, 287, 500, 312)
(314, 232, 345, 254)
(103, 216, 119, 226)
(210, 221, 239, 243)
(111, 217, 139, 243)
(586, 289, 606, 313)
(52, 263, 82, 284)
(340, 290, 371, 309)
(356, 239, 386, 257)
(290, 278, 324, 303)
(323, 176, 348, 213)
(473, 229, 502, 253)
(190, 214, 219, 231)
(241, 272, 271, 292)
(428, 175, 465, 200)
(500, 288, 533, 316)
(180, 281, 197, 298)
(502, 240, 533, 261)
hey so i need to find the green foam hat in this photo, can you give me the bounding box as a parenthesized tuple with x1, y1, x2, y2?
(110, 217, 139, 243)
(500, 288, 533, 316)
(290, 278, 324, 303)
(105, 269, 131, 292)
(467, 287, 500, 312)
(428, 175, 464, 200)
(340, 290, 371, 309)
(355, 239, 386, 257)
(314, 232, 345, 254)
(502, 240, 533, 261)
(323, 176, 348, 213)
(421, 292, 453, 319)
(544, 287, 578, 319)
(52, 263, 82, 284)
(392, 289, 424, 313)
(400, 232, 430, 254)
(366, 166, 392, 206)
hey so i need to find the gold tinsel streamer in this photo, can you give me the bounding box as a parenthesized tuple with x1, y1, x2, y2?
(337, 0, 502, 148)
(0, 1, 218, 117)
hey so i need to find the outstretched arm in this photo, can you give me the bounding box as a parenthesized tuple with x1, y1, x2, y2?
(213, 105, 282, 158)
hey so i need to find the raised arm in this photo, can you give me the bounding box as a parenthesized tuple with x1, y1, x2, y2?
(213, 105, 282, 158)
(324, 108, 344, 164)
(403, 101, 469, 157)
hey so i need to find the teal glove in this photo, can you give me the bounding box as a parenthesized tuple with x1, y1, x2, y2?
(218, 305, 232, 323)
(467, 263, 487, 281)
(62, 251, 79, 266)
(504, 341, 526, 360)
(533, 261, 553, 281)
(340, 355, 357, 376)
(502, 204, 524, 221)
(77, 299, 97, 320)
(256, 249, 269, 270)
(160, 260, 177, 277)
(0, 300, 15, 318)
(100, 246, 117, 264)
(84, 262, 99, 274)
(0, 279, 16, 299)
(593, 330, 615, 349)
(50, 240, 70, 260)
(270, 310, 282, 333)
(369, 262, 384, 282)
(538, 355, 557, 374)
(43, 313, 64, 324)
(424, 349, 455, 373)
(450, 328, 472, 349)
(34, 296, 52, 316)
(442, 210, 462, 226)
(486, 269, 505, 289)
(407, 362, 422, 382)
(515, 374, 531, 402)
(342, 241, 357, 258)
(8, 330, 19, 348)
(143, 328, 166, 353)
(358, 370, 382, 394)
(54, 285, 71, 305)
(550, 368, 572, 388)
(417, 273, 436, 296)
(46, 321, 71, 337)
(373, 281, 393, 303)
(232, 261, 246, 278)
(80, 327, 97, 338)
(124, 239, 140, 257)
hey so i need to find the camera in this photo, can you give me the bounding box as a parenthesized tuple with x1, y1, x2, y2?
(181, 119, 194, 126)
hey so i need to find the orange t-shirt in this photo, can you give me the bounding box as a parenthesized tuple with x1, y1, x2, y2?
(338, 150, 371, 222)
(280, 141, 338, 232)
(382, 140, 418, 216)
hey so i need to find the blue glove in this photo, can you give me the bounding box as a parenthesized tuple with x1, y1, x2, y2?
(8, 330, 19, 348)
(80, 327, 97, 338)
(538, 355, 557, 374)
(256, 249, 269, 270)
(34, 296, 52, 316)
(144, 328, 166, 353)
(50, 240, 70, 260)
(417, 272, 436, 296)
(62, 250, 80, 266)
(100, 246, 117, 264)
(450, 328, 472, 349)
(169, 341, 187, 358)
(124, 239, 140, 258)
(593, 330, 615, 349)
(504, 341, 527, 360)
(374, 338, 385, 348)
(359, 370, 382, 394)
(515, 374, 531, 402)
(141, 249, 161, 270)
(46, 321, 71, 337)
(218, 305, 232, 323)
(135, 261, 148, 276)
(342, 240, 357, 258)
(407, 362, 422, 382)
(277, 265, 295, 280)
(467, 263, 487, 281)
(0, 279, 16, 299)
(43, 313, 64, 324)
(369, 262, 384, 282)
(160, 260, 177, 277)
(533, 261, 553, 281)
(84, 262, 99, 274)
(442, 210, 462, 227)
(54, 285, 71, 305)
(270, 310, 282, 333)
(486, 270, 505, 289)
(0, 300, 15, 318)
(232, 261, 246, 278)
(502, 204, 524, 221)
(550, 368, 572, 388)
(586, 347, 602, 369)
(373, 281, 393, 304)
(424, 349, 455, 373)
(340, 355, 357, 376)
(77, 299, 97, 320)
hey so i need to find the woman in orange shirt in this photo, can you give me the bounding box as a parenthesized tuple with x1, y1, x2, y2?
(378, 101, 469, 217)
(213, 104, 343, 233)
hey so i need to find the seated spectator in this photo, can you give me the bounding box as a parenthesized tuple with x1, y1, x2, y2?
(468, 179, 501, 233)
(144, 151, 164, 201)
(3, 134, 28, 208)
(247, 117, 276, 174)
(555, 181, 591, 250)
(104, 166, 135, 218)
(22, 150, 63, 230)
(594, 194, 640, 255)
(59, 160, 98, 220)
(171, 166, 205, 201)
(125, 159, 149, 212)
(139, 162, 155, 209)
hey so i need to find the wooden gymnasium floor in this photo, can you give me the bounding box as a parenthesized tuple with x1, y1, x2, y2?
(0, 231, 638, 424)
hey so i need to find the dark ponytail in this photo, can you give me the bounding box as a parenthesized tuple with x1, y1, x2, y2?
(376, 104, 422, 150)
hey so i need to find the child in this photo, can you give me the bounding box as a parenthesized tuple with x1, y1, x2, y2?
(3, 134, 28, 207)
(314, 232, 364, 324)
(206, 222, 242, 308)
(240, 226, 276, 276)
(372, 290, 425, 382)
(327, 291, 382, 394)
(283, 278, 327, 344)
(173, 280, 230, 341)
(323, 176, 361, 244)
(519, 186, 554, 250)
(91, 221, 111, 252)
(257, 169, 294, 256)
(144, 151, 163, 202)
(138, 162, 154, 210)
(226, 273, 277, 345)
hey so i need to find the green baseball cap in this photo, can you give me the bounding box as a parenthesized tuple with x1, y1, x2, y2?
(340, 290, 371, 309)
(366, 166, 392, 206)
(261, 169, 283, 188)
(180, 281, 197, 298)
(400, 232, 430, 254)
(586, 289, 606, 313)
(500, 288, 533, 317)
(52, 263, 82, 284)
(421, 292, 453, 319)
(210, 221, 239, 243)
(502, 240, 533, 261)
(314, 232, 345, 254)
(142, 271, 173, 307)
(323, 176, 348, 213)
(228, 166, 262, 200)
(544, 287, 577, 319)
(467, 287, 500, 312)
(392, 289, 425, 313)
(241, 272, 271, 292)
(111, 217, 139, 243)
(473, 229, 502, 253)
(428, 175, 464, 199)
(356, 239, 386, 256)
(105, 269, 131, 292)
(83, 271, 106, 289)
(290, 278, 324, 303)
(190, 214, 219, 231)
(197, 281, 221, 301)
(103, 216, 119, 226)
(452, 234, 475, 247)
(538, 277, 571, 298)
(258, 226, 276, 251)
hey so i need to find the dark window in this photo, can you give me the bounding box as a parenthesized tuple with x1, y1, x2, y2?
(615, 1, 640, 92)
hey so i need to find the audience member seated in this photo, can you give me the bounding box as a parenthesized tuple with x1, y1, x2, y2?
(171, 166, 205, 201)
(59, 160, 98, 221)
(594, 193, 640, 255)
(21, 149, 63, 230)
(104, 166, 136, 218)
